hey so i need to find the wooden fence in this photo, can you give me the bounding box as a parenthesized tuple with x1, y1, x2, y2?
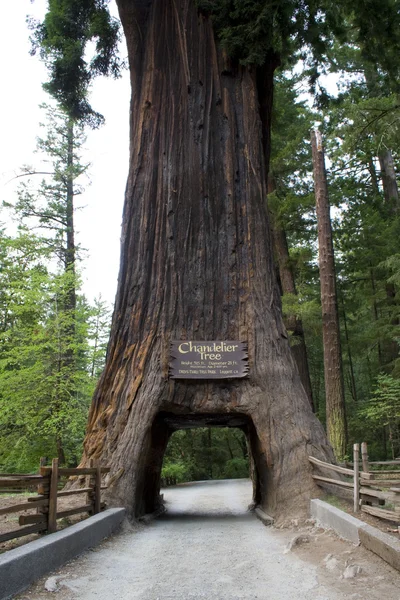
(309, 442, 400, 531)
(0, 458, 110, 544)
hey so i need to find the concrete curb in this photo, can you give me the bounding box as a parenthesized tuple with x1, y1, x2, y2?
(0, 508, 125, 600)
(310, 499, 361, 544)
(310, 499, 400, 572)
(255, 506, 274, 526)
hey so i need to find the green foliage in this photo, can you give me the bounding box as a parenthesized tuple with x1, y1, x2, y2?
(266, 57, 400, 452)
(0, 231, 110, 471)
(161, 460, 190, 483)
(350, 0, 400, 95)
(0, 230, 92, 470)
(360, 375, 400, 458)
(29, 0, 122, 126)
(87, 295, 112, 378)
(0, 105, 111, 472)
(267, 14, 400, 452)
(197, 0, 346, 67)
(196, 0, 400, 98)
(0, 225, 112, 471)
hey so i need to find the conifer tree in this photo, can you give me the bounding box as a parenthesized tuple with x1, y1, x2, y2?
(1, 106, 111, 467)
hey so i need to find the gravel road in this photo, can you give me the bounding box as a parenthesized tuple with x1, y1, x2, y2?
(16, 479, 400, 600)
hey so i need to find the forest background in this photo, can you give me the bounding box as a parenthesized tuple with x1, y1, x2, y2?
(1, 0, 399, 482)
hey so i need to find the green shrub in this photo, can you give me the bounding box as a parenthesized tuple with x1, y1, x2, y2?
(161, 460, 189, 483)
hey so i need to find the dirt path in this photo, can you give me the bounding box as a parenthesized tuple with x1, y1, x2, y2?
(15, 479, 400, 600)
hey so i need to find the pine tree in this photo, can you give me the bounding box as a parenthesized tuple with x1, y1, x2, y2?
(1, 105, 112, 469)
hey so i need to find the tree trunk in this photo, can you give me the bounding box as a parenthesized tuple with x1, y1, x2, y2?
(369, 265, 383, 366)
(378, 149, 399, 367)
(311, 130, 347, 461)
(64, 119, 77, 348)
(56, 436, 66, 465)
(82, 0, 334, 522)
(56, 120, 77, 465)
(378, 149, 399, 209)
(339, 292, 357, 402)
(268, 179, 314, 410)
(206, 429, 213, 479)
(368, 156, 380, 196)
(383, 281, 399, 368)
(225, 431, 234, 460)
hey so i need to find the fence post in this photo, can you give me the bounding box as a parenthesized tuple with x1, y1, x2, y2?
(361, 442, 369, 473)
(94, 463, 102, 514)
(37, 459, 50, 527)
(87, 458, 96, 514)
(48, 458, 59, 533)
(353, 444, 360, 513)
(37, 458, 47, 518)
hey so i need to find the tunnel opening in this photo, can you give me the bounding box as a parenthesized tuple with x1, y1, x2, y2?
(162, 426, 249, 485)
(139, 412, 268, 517)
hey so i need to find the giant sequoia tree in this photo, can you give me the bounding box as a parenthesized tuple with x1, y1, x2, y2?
(34, 0, 400, 520)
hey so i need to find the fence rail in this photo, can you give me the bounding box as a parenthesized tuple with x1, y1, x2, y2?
(0, 458, 110, 544)
(309, 442, 400, 533)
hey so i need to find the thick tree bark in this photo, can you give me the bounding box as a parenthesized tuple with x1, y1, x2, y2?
(311, 131, 347, 461)
(82, 0, 333, 522)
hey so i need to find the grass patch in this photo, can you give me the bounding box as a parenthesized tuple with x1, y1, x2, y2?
(321, 493, 350, 511)
(0, 492, 31, 498)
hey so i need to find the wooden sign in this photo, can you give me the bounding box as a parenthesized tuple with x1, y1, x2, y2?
(169, 341, 248, 379)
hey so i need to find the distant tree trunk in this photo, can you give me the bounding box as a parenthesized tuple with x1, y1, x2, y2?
(379, 149, 399, 209)
(225, 431, 234, 460)
(56, 119, 77, 465)
(383, 283, 399, 368)
(311, 130, 347, 461)
(382, 427, 388, 460)
(378, 148, 399, 368)
(369, 265, 383, 366)
(339, 293, 357, 402)
(368, 156, 380, 196)
(61, 119, 77, 371)
(90, 312, 100, 379)
(82, 0, 334, 522)
(207, 429, 213, 479)
(268, 179, 314, 410)
(238, 431, 249, 460)
(56, 437, 66, 465)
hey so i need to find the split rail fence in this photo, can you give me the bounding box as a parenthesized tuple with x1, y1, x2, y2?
(309, 442, 400, 531)
(0, 458, 110, 544)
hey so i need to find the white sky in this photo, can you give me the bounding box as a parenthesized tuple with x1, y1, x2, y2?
(0, 1, 130, 306)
